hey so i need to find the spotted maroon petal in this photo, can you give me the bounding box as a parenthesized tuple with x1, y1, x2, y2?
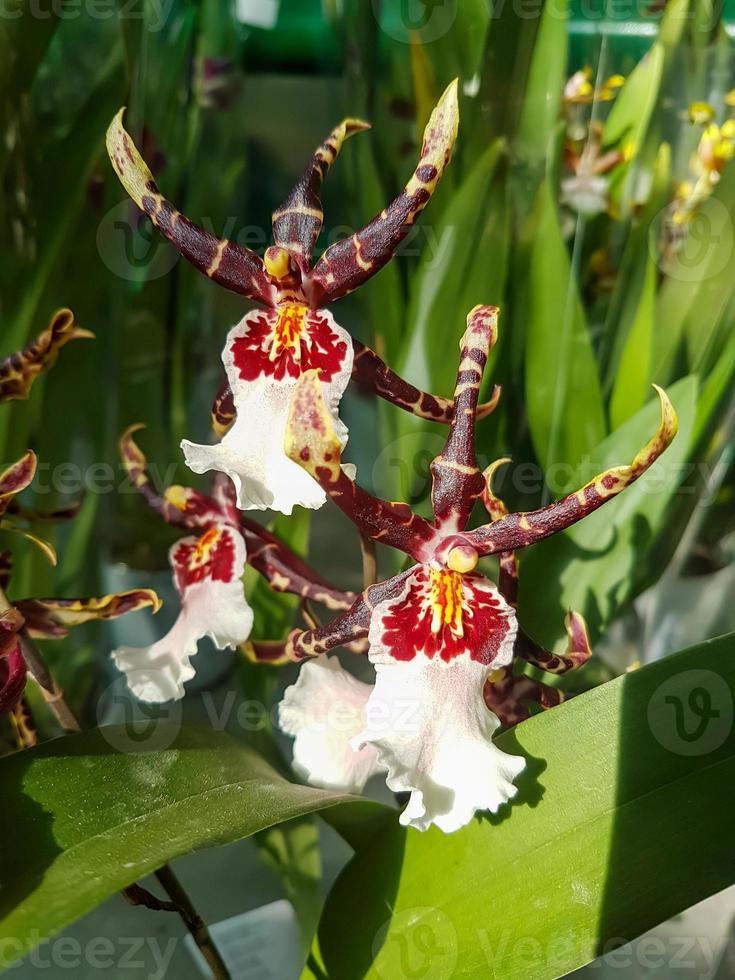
(0, 642, 26, 714)
(305, 80, 459, 306)
(17, 589, 161, 640)
(0, 451, 36, 519)
(0, 309, 93, 404)
(120, 424, 224, 529)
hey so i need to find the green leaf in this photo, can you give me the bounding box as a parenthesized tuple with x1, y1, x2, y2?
(603, 44, 664, 154)
(399, 139, 507, 398)
(310, 631, 735, 979)
(524, 179, 606, 475)
(653, 163, 735, 383)
(519, 375, 697, 649)
(515, 0, 568, 169)
(0, 725, 364, 966)
(609, 255, 657, 428)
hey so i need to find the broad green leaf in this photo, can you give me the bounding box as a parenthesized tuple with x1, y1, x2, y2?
(0, 725, 364, 966)
(519, 375, 697, 650)
(524, 179, 606, 474)
(310, 631, 735, 979)
(515, 0, 568, 169)
(653, 163, 735, 383)
(603, 44, 664, 154)
(602, 141, 671, 393)
(609, 256, 657, 428)
(399, 139, 507, 398)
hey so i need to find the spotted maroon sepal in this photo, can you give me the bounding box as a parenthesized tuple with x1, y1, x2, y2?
(374, 565, 515, 666)
(0, 309, 93, 404)
(430, 305, 498, 531)
(467, 385, 678, 557)
(211, 379, 235, 438)
(483, 666, 564, 728)
(306, 80, 459, 306)
(106, 109, 275, 305)
(272, 117, 370, 270)
(120, 424, 224, 528)
(17, 589, 161, 640)
(230, 306, 348, 383)
(0, 451, 36, 519)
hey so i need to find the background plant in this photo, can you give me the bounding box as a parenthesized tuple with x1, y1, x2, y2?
(1, 0, 734, 977)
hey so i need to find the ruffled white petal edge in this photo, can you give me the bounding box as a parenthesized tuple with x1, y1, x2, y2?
(112, 526, 252, 702)
(181, 308, 353, 514)
(278, 656, 382, 794)
(355, 571, 524, 833)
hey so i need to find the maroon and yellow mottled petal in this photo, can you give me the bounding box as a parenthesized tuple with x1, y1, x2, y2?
(515, 611, 592, 674)
(305, 79, 459, 306)
(286, 569, 414, 661)
(106, 109, 275, 305)
(211, 378, 235, 438)
(272, 118, 370, 268)
(351, 338, 494, 424)
(285, 369, 437, 560)
(240, 516, 355, 611)
(0, 521, 57, 566)
(483, 666, 564, 727)
(481, 456, 518, 606)
(467, 386, 678, 556)
(120, 424, 223, 528)
(0, 642, 26, 714)
(430, 305, 499, 531)
(0, 309, 93, 404)
(0, 451, 36, 518)
(17, 588, 161, 639)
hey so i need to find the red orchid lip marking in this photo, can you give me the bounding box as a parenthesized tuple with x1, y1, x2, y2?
(173, 528, 236, 588)
(231, 307, 348, 384)
(378, 567, 513, 665)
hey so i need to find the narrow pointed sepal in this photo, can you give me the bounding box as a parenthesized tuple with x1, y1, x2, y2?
(0, 309, 93, 404)
(272, 118, 370, 266)
(0, 451, 36, 518)
(515, 612, 592, 674)
(106, 109, 274, 304)
(306, 79, 459, 305)
(17, 589, 161, 640)
(468, 386, 678, 556)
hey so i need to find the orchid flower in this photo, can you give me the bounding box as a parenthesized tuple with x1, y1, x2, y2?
(0, 310, 159, 720)
(106, 81, 499, 515)
(274, 304, 677, 832)
(112, 426, 355, 702)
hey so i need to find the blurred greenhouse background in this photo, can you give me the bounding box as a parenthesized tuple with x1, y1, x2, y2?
(2, 0, 735, 976)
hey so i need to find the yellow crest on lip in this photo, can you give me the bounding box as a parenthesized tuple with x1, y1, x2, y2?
(192, 527, 221, 566)
(428, 569, 464, 636)
(270, 304, 308, 362)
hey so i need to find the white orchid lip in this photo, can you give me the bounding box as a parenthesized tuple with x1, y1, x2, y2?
(182, 306, 353, 514)
(278, 656, 382, 794)
(353, 564, 525, 833)
(113, 523, 252, 702)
